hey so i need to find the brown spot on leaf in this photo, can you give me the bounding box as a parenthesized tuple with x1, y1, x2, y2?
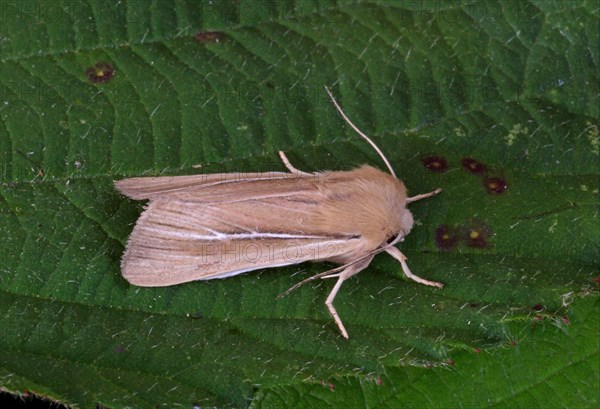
(320, 380, 335, 391)
(484, 176, 508, 194)
(195, 31, 224, 43)
(86, 62, 115, 83)
(461, 157, 486, 174)
(435, 224, 459, 250)
(421, 155, 448, 172)
(464, 222, 492, 248)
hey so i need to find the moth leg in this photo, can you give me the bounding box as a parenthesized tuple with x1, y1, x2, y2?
(326, 275, 350, 338)
(324, 257, 373, 339)
(386, 247, 444, 288)
(406, 188, 442, 204)
(278, 151, 312, 176)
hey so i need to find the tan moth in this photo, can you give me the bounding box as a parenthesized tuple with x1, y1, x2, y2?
(115, 87, 443, 339)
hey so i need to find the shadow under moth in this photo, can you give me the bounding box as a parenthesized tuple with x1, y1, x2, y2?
(115, 87, 443, 339)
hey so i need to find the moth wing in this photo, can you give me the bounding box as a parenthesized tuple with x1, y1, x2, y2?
(121, 193, 360, 286)
(114, 172, 306, 200)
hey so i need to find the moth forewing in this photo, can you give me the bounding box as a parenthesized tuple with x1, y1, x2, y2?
(116, 89, 443, 339)
(117, 172, 368, 287)
(114, 171, 305, 201)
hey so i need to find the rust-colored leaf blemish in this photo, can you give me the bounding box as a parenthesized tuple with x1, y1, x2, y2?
(561, 316, 570, 325)
(320, 380, 335, 391)
(484, 176, 508, 194)
(421, 155, 448, 172)
(594, 276, 600, 284)
(532, 304, 544, 312)
(461, 157, 486, 174)
(464, 222, 492, 248)
(86, 62, 115, 83)
(435, 224, 459, 250)
(195, 31, 224, 43)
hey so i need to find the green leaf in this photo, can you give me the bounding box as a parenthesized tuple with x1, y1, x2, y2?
(0, 1, 598, 407)
(252, 296, 600, 408)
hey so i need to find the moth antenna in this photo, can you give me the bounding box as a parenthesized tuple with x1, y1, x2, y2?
(324, 86, 397, 178)
(276, 265, 348, 299)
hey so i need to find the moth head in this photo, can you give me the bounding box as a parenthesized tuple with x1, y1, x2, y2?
(386, 208, 414, 247)
(400, 208, 414, 234)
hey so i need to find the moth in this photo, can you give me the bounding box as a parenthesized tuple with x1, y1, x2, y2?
(115, 87, 443, 339)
